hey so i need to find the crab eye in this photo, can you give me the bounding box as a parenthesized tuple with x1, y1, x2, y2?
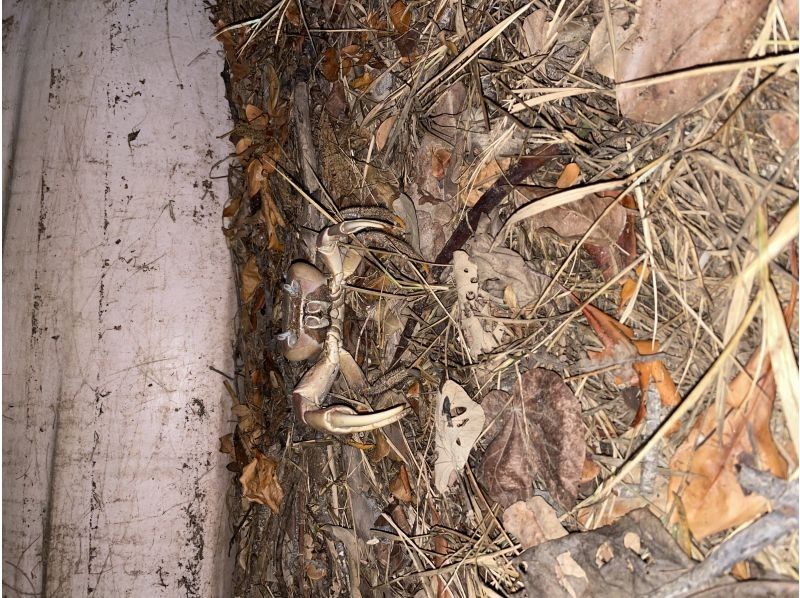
(283, 280, 300, 297)
(304, 315, 330, 330)
(276, 330, 298, 348)
(304, 300, 330, 315)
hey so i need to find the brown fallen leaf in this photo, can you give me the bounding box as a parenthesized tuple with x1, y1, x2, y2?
(240, 256, 261, 303)
(502, 497, 568, 549)
(556, 162, 581, 188)
(244, 104, 268, 128)
(478, 365, 585, 509)
(532, 192, 626, 247)
(589, 0, 770, 123)
(389, 0, 411, 34)
(246, 158, 264, 198)
(389, 464, 413, 503)
(234, 137, 252, 164)
(431, 148, 452, 181)
(668, 350, 789, 540)
(320, 47, 340, 82)
(351, 70, 373, 90)
(375, 115, 397, 151)
(240, 451, 284, 513)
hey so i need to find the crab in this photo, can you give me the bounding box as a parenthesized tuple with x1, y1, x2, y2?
(276, 217, 411, 434)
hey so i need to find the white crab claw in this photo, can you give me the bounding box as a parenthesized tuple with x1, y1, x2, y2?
(303, 404, 409, 434)
(317, 219, 392, 277)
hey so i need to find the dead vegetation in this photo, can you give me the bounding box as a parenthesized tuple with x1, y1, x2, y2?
(210, 0, 799, 595)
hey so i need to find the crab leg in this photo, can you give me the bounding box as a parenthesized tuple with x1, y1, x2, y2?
(291, 219, 409, 434)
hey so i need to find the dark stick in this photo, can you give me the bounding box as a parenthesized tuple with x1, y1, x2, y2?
(390, 144, 561, 367)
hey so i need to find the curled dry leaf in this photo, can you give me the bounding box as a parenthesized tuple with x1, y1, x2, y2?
(434, 380, 485, 493)
(502, 496, 568, 549)
(478, 365, 585, 509)
(240, 451, 284, 514)
(246, 159, 265, 198)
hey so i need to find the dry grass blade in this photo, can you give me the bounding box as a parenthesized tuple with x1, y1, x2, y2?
(418, 3, 533, 98)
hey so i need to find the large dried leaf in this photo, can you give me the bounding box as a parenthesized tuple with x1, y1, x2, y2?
(478, 365, 585, 508)
(589, 0, 770, 122)
(434, 381, 485, 493)
(668, 349, 789, 540)
(240, 452, 284, 513)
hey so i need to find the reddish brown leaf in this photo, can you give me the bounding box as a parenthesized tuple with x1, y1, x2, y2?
(320, 47, 339, 82)
(478, 364, 585, 509)
(389, 0, 411, 34)
(244, 104, 268, 128)
(389, 464, 413, 503)
(431, 148, 452, 180)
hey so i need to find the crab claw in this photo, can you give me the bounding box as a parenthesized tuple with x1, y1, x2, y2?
(303, 404, 410, 434)
(317, 219, 392, 277)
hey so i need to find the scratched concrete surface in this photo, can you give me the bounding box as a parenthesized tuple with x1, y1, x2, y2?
(3, 1, 236, 595)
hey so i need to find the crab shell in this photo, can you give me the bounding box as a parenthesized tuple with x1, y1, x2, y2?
(279, 261, 330, 361)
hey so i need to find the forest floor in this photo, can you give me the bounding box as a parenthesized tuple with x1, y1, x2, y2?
(209, 0, 799, 595)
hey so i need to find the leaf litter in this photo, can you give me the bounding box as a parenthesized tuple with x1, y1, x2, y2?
(210, 0, 799, 595)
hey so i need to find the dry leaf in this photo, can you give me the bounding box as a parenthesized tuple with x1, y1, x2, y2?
(222, 195, 241, 218)
(240, 452, 284, 513)
(556, 163, 581, 188)
(351, 71, 373, 90)
(668, 349, 789, 539)
(376, 115, 397, 151)
(390, 464, 413, 503)
(532, 193, 625, 246)
(389, 0, 411, 34)
(431, 148, 452, 181)
(434, 380, 485, 493)
(240, 256, 261, 303)
(478, 365, 585, 508)
(320, 47, 339, 82)
(521, 9, 549, 56)
(515, 509, 693, 596)
(589, 0, 770, 123)
(246, 159, 264, 198)
(235, 137, 252, 164)
(502, 497, 568, 549)
(244, 103, 268, 128)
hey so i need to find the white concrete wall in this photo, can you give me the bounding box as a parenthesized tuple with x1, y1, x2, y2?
(3, 1, 236, 595)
